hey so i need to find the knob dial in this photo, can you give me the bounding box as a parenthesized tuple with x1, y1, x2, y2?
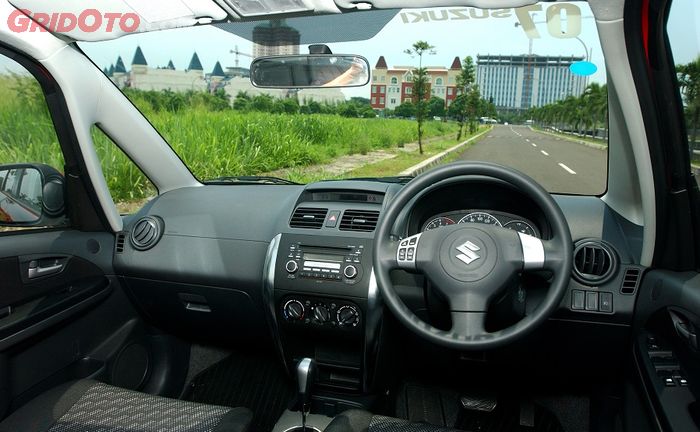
(285, 260, 298, 274)
(336, 305, 360, 327)
(313, 305, 330, 323)
(343, 265, 358, 279)
(283, 299, 305, 321)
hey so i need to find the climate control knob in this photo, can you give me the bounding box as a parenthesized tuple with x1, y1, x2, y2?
(283, 299, 305, 321)
(336, 305, 360, 327)
(343, 265, 358, 279)
(285, 260, 298, 274)
(313, 305, 330, 323)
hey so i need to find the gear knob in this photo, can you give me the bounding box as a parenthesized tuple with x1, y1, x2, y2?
(297, 357, 315, 407)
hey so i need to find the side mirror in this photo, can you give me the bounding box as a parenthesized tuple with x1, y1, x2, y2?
(250, 54, 370, 88)
(0, 163, 65, 227)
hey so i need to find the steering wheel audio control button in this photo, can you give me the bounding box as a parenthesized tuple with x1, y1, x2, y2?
(397, 233, 422, 270)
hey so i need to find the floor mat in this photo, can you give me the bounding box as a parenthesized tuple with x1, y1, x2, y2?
(183, 352, 296, 432)
(394, 382, 566, 432)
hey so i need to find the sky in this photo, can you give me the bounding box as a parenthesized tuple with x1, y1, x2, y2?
(2, 1, 699, 99)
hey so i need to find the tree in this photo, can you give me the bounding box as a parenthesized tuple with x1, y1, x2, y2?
(394, 102, 416, 118)
(233, 91, 251, 111)
(251, 94, 274, 112)
(405, 41, 435, 154)
(678, 56, 700, 148)
(455, 56, 476, 140)
(427, 96, 446, 118)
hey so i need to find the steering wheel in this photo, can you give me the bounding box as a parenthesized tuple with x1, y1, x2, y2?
(373, 162, 572, 350)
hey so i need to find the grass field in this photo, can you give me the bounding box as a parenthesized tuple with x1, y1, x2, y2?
(0, 75, 459, 203)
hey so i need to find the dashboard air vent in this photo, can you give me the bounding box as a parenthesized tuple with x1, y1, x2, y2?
(290, 207, 328, 229)
(339, 210, 380, 232)
(130, 216, 163, 251)
(621, 267, 642, 294)
(115, 232, 126, 254)
(573, 240, 618, 285)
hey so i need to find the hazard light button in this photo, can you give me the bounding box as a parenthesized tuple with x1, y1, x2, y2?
(326, 210, 341, 228)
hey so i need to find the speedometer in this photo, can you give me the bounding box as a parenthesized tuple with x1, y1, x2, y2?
(504, 220, 536, 236)
(458, 212, 502, 226)
(424, 216, 456, 231)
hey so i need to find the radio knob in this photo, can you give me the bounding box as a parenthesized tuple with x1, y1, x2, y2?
(285, 260, 298, 274)
(343, 265, 358, 279)
(283, 299, 305, 321)
(337, 305, 359, 327)
(313, 305, 330, 323)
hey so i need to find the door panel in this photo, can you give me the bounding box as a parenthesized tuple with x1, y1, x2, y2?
(633, 270, 700, 431)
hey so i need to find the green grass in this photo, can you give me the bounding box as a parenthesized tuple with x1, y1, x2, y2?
(287, 127, 488, 183)
(532, 126, 608, 147)
(0, 74, 459, 202)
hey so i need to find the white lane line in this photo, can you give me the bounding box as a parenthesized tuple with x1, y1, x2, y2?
(525, 139, 530, 142)
(558, 163, 577, 175)
(531, 143, 537, 147)
(541, 150, 549, 156)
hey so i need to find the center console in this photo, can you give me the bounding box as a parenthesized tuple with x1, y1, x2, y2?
(265, 232, 380, 393)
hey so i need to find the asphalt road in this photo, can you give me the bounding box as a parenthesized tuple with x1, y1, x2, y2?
(458, 125, 608, 195)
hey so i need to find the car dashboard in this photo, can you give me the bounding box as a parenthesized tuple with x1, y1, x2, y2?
(113, 178, 645, 393)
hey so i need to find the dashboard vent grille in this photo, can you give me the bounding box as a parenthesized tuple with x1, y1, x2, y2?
(621, 267, 642, 294)
(339, 210, 380, 232)
(573, 240, 618, 285)
(130, 216, 163, 251)
(115, 232, 126, 254)
(290, 207, 328, 229)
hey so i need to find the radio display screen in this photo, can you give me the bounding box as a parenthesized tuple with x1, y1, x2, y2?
(303, 252, 343, 263)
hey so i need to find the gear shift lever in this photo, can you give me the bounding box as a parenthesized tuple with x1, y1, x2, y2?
(297, 358, 315, 431)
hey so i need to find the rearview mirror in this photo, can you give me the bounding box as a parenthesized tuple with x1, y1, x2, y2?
(250, 55, 370, 88)
(0, 163, 65, 227)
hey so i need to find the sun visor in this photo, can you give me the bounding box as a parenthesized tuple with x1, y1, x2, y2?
(7, 0, 228, 41)
(216, 8, 397, 45)
(334, 0, 536, 9)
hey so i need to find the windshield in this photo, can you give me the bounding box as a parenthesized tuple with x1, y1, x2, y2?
(79, 2, 607, 199)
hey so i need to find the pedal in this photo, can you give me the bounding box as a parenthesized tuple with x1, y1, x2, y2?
(459, 393, 497, 413)
(519, 399, 535, 428)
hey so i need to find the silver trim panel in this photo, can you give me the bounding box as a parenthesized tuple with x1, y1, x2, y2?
(518, 232, 545, 270)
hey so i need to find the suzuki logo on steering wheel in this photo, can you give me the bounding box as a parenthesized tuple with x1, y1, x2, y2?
(456, 241, 481, 265)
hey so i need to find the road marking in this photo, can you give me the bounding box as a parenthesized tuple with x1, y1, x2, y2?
(541, 150, 549, 156)
(526, 139, 530, 142)
(558, 163, 577, 174)
(531, 143, 537, 147)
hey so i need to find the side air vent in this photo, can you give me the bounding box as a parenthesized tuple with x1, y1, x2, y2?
(290, 207, 328, 229)
(572, 239, 618, 285)
(339, 210, 380, 232)
(621, 267, 642, 295)
(115, 233, 126, 254)
(130, 216, 164, 251)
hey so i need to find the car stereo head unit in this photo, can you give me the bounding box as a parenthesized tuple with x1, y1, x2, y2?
(284, 243, 364, 284)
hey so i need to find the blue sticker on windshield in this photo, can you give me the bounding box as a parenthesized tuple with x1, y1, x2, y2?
(569, 61, 598, 76)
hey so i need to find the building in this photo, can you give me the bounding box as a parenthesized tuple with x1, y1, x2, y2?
(370, 56, 462, 111)
(252, 20, 300, 58)
(105, 46, 343, 105)
(476, 54, 588, 110)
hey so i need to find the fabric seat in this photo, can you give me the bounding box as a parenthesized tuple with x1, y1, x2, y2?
(325, 410, 464, 432)
(0, 379, 252, 432)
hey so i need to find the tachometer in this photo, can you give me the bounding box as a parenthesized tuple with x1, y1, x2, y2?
(424, 216, 456, 231)
(504, 220, 536, 237)
(458, 212, 502, 226)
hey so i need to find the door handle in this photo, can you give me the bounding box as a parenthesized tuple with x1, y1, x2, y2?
(669, 310, 698, 350)
(27, 259, 65, 279)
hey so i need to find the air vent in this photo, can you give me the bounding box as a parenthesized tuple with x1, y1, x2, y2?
(621, 267, 642, 294)
(572, 240, 618, 285)
(290, 207, 328, 229)
(115, 233, 126, 254)
(130, 216, 163, 251)
(339, 210, 380, 232)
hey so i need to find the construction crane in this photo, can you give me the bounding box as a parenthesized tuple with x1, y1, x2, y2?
(230, 46, 253, 68)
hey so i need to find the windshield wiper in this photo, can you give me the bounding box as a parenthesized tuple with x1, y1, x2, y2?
(341, 176, 415, 184)
(205, 176, 301, 185)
